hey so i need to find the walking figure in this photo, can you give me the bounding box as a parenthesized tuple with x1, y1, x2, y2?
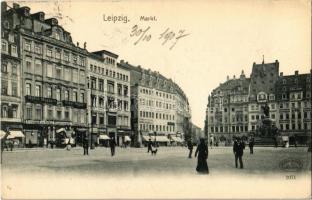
(195, 138, 209, 174)
(109, 137, 116, 156)
(147, 138, 152, 153)
(187, 139, 193, 158)
(83, 137, 89, 155)
(66, 138, 71, 151)
(209, 136, 214, 149)
(248, 137, 254, 154)
(233, 137, 245, 169)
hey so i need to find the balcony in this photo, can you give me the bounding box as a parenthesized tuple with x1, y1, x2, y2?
(62, 100, 87, 109)
(25, 95, 57, 105)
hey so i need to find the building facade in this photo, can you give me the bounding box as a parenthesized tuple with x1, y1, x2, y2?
(119, 61, 191, 146)
(1, 3, 23, 141)
(87, 50, 131, 147)
(1, 2, 88, 147)
(206, 60, 311, 145)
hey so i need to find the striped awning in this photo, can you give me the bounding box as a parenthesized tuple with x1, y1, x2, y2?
(124, 136, 131, 141)
(7, 131, 25, 139)
(0, 130, 7, 139)
(99, 135, 110, 140)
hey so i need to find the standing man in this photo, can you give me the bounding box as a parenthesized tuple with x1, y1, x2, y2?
(210, 135, 214, 149)
(109, 137, 116, 156)
(83, 136, 89, 155)
(248, 137, 254, 154)
(147, 138, 152, 153)
(187, 139, 193, 158)
(233, 137, 245, 169)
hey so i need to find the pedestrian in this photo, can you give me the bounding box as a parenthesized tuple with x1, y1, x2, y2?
(147, 138, 152, 153)
(248, 137, 254, 154)
(294, 134, 298, 148)
(187, 139, 193, 158)
(274, 137, 278, 148)
(109, 137, 116, 156)
(66, 138, 71, 151)
(233, 137, 245, 169)
(194, 138, 209, 174)
(210, 136, 214, 149)
(83, 137, 89, 155)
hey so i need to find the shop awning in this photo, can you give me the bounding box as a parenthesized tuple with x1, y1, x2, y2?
(7, 131, 25, 139)
(156, 136, 170, 142)
(76, 128, 87, 132)
(99, 135, 110, 140)
(142, 135, 153, 141)
(124, 136, 131, 141)
(171, 136, 183, 142)
(56, 128, 66, 134)
(0, 130, 7, 139)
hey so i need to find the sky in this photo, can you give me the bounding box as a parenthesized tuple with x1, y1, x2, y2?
(14, 0, 311, 129)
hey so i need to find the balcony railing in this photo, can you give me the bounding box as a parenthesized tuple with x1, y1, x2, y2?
(62, 100, 87, 109)
(25, 95, 57, 105)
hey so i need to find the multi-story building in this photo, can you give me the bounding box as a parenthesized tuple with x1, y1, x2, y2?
(1, 2, 23, 141)
(1, 2, 88, 147)
(119, 61, 190, 146)
(87, 50, 131, 147)
(207, 71, 250, 144)
(275, 70, 311, 144)
(206, 60, 311, 145)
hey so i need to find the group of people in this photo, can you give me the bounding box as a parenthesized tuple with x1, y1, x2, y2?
(82, 136, 116, 156)
(187, 136, 255, 174)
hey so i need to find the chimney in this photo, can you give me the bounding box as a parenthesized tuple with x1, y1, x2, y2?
(295, 70, 299, 75)
(76, 42, 79, 47)
(280, 72, 283, 77)
(233, 75, 236, 79)
(13, 3, 20, 9)
(226, 75, 229, 81)
(1, 1, 7, 12)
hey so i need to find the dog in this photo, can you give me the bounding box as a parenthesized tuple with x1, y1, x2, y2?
(151, 146, 158, 155)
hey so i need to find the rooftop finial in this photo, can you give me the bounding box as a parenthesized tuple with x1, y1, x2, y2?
(262, 55, 264, 64)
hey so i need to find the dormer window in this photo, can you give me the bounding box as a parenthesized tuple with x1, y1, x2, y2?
(55, 32, 60, 40)
(282, 79, 287, 84)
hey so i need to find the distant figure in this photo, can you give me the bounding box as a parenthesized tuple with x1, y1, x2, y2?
(294, 134, 298, 148)
(274, 137, 278, 148)
(187, 139, 193, 158)
(233, 137, 245, 169)
(248, 137, 254, 154)
(66, 138, 71, 151)
(262, 103, 270, 117)
(147, 138, 152, 153)
(195, 138, 209, 174)
(9, 140, 13, 151)
(109, 137, 116, 156)
(210, 136, 214, 149)
(83, 137, 89, 155)
(151, 144, 158, 155)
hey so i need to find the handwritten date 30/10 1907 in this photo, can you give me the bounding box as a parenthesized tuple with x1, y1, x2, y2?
(130, 25, 190, 50)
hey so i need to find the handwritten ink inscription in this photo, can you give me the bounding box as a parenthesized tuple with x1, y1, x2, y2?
(130, 25, 190, 50)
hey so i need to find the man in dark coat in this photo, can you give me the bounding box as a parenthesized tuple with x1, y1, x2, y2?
(195, 138, 209, 174)
(147, 138, 152, 153)
(83, 137, 89, 155)
(187, 139, 193, 158)
(233, 137, 245, 169)
(248, 137, 254, 154)
(109, 137, 116, 156)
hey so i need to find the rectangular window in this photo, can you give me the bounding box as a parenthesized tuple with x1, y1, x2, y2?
(12, 64, 17, 75)
(108, 81, 114, 93)
(26, 59, 32, 72)
(1, 63, 7, 73)
(35, 85, 41, 97)
(47, 63, 53, 77)
(57, 111, 62, 119)
(56, 67, 62, 79)
(64, 51, 69, 62)
(34, 44, 42, 54)
(64, 68, 71, 81)
(65, 111, 69, 120)
(72, 69, 78, 83)
(64, 90, 69, 100)
(124, 86, 128, 96)
(48, 109, 53, 120)
(73, 91, 78, 102)
(2, 41, 8, 52)
(56, 89, 61, 101)
(80, 92, 84, 103)
(25, 40, 31, 51)
(55, 49, 61, 60)
(26, 83, 31, 95)
(80, 71, 85, 84)
(35, 60, 42, 75)
(26, 107, 32, 119)
(46, 47, 52, 57)
(11, 45, 17, 56)
(35, 107, 42, 120)
(73, 55, 77, 64)
(1, 79, 8, 95)
(47, 87, 52, 98)
(11, 82, 17, 96)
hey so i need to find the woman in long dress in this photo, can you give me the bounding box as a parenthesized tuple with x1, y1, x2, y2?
(195, 138, 209, 174)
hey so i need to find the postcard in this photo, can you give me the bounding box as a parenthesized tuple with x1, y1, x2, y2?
(1, 0, 311, 199)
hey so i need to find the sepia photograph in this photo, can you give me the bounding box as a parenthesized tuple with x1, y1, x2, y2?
(0, 0, 311, 199)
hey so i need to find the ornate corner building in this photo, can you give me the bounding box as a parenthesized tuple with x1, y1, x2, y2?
(205, 60, 311, 145)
